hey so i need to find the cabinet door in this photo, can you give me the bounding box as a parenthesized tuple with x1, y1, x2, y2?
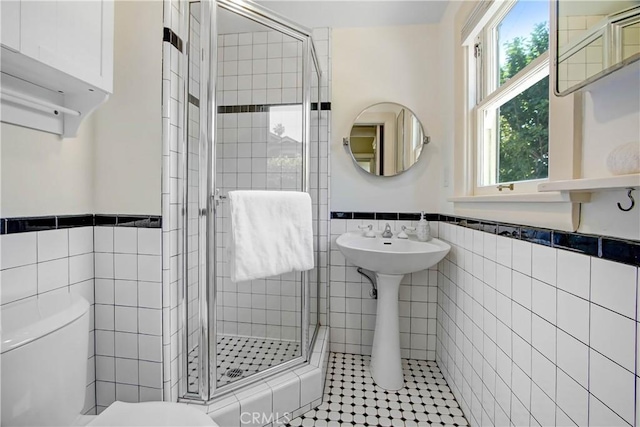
(0, 0, 20, 51)
(20, 0, 58, 66)
(56, 0, 103, 86)
(19, 0, 113, 92)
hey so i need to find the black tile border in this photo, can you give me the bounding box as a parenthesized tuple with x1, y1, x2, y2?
(330, 211, 640, 267)
(217, 102, 331, 114)
(163, 27, 183, 53)
(218, 104, 271, 114)
(188, 94, 200, 108)
(58, 214, 94, 229)
(5, 216, 56, 234)
(1, 214, 162, 234)
(311, 102, 332, 111)
(93, 215, 162, 229)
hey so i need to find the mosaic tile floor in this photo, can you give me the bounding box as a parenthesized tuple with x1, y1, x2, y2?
(288, 353, 468, 427)
(188, 335, 301, 387)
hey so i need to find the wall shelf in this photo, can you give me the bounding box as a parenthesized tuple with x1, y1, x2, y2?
(538, 174, 640, 193)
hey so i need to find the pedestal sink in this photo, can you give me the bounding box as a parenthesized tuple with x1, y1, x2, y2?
(336, 231, 450, 390)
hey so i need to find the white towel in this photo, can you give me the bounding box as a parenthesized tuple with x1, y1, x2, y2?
(228, 190, 314, 282)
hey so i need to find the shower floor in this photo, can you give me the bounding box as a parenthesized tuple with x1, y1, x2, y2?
(187, 335, 301, 388)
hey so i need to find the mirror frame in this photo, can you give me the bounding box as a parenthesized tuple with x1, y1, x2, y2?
(554, 0, 640, 96)
(343, 102, 430, 177)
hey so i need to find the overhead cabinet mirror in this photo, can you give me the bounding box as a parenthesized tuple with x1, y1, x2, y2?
(345, 102, 429, 177)
(555, 1, 640, 95)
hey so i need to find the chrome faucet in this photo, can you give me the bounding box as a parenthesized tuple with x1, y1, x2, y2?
(382, 223, 393, 238)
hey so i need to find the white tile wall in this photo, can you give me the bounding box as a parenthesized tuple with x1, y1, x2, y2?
(329, 218, 439, 360)
(94, 226, 163, 412)
(217, 30, 303, 106)
(436, 221, 639, 427)
(0, 228, 96, 414)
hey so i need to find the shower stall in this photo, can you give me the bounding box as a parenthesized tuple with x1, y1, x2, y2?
(180, 0, 325, 401)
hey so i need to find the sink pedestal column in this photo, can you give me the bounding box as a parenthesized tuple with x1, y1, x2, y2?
(370, 273, 404, 390)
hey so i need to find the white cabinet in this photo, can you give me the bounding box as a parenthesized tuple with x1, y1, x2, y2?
(0, 0, 114, 137)
(0, 1, 21, 52)
(18, 0, 113, 92)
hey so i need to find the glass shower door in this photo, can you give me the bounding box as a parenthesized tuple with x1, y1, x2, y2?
(182, 0, 321, 401)
(212, 4, 306, 390)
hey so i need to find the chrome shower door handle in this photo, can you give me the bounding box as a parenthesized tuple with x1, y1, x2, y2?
(213, 189, 227, 207)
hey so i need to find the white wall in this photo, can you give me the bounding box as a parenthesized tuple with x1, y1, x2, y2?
(578, 62, 640, 239)
(93, 1, 163, 216)
(437, 2, 460, 215)
(0, 119, 95, 217)
(331, 25, 443, 213)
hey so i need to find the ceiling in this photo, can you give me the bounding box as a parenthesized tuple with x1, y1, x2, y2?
(252, 1, 450, 29)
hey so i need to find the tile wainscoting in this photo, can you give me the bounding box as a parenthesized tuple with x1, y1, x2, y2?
(0, 225, 96, 414)
(0, 215, 163, 415)
(436, 220, 640, 427)
(328, 211, 639, 426)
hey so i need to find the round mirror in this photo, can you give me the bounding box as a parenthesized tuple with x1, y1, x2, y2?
(346, 102, 428, 176)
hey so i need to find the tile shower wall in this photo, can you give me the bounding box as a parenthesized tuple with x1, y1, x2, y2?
(329, 219, 439, 360)
(216, 30, 303, 106)
(435, 221, 640, 427)
(0, 228, 96, 414)
(94, 227, 163, 412)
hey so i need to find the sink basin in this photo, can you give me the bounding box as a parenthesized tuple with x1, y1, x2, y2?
(336, 232, 450, 275)
(336, 231, 450, 390)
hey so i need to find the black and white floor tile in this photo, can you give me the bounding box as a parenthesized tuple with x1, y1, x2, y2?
(288, 353, 468, 427)
(188, 335, 301, 387)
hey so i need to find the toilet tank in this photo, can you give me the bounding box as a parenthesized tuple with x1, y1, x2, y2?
(1, 292, 90, 426)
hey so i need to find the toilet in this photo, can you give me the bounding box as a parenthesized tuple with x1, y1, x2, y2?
(1, 292, 218, 427)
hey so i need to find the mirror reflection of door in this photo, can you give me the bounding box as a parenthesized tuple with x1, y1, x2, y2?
(350, 124, 380, 174)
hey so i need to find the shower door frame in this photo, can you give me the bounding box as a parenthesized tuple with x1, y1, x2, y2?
(181, 0, 323, 403)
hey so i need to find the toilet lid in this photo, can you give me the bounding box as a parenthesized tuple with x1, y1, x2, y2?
(88, 401, 219, 426)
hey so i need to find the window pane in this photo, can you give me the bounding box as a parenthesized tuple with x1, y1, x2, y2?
(497, 76, 549, 183)
(497, 1, 549, 86)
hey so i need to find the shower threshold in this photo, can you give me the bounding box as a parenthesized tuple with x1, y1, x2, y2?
(188, 335, 301, 388)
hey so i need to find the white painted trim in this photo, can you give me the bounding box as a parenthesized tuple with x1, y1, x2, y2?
(449, 191, 589, 203)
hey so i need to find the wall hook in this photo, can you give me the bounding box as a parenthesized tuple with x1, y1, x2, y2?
(617, 188, 635, 212)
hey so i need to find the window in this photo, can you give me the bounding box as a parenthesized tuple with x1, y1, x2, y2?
(470, 0, 550, 194)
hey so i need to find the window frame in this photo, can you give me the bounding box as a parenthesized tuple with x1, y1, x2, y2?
(468, 0, 551, 196)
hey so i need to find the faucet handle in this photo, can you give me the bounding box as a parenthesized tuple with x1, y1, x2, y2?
(358, 224, 375, 238)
